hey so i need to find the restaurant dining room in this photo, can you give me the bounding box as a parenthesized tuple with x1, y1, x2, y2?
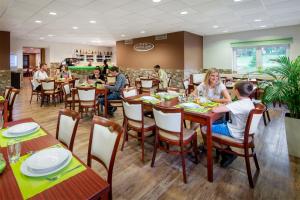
(1, 0, 300, 199)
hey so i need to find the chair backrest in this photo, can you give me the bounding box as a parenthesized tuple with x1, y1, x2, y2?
(153, 105, 183, 134)
(122, 87, 138, 98)
(3, 86, 13, 100)
(122, 98, 143, 122)
(87, 116, 122, 187)
(41, 80, 55, 91)
(191, 73, 205, 84)
(106, 76, 116, 85)
(167, 87, 179, 94)
(141, 79, 153, 88)
(56, 109, 80, 151)
(244, 103, 265, 144)
(0, 100, 8, 127)
(62, 83, 71, 96)
(77, 87, 96, 101)
(183, 79, 189, 90)
(74, 79, 80, 87)
(8, 89, 20, 107)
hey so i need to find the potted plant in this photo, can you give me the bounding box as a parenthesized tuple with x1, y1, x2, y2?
(262, 56, 300, 158)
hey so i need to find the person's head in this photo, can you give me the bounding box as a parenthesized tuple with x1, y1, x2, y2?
(40, 63, 47, 71)
(103, 59, 108, 66)
(233, 81, 253, 98)
(153, 65, 160, 73)
(203, 68, 220, 87)
(109, 66, 119, 76)
(94, 67, 101, 75)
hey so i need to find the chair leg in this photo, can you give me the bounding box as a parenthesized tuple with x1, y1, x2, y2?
(193, 134, 199, 163)
(252, 148, 260, 171)
(263, 112, 267, 126)
(266, 110, 271, 122)
(151, 130, 158, 168)
(30, 93, 33, 104)
(141, 131, 145, 162)
(121, 121, 128, 151)
(245, 149, 254, 188)
(184, 120, 187, 128)
(180, 145, 187, 183)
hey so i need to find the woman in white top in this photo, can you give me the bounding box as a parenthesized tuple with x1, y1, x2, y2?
(32, 63, 49, 90)
(191, 68, 231, 103)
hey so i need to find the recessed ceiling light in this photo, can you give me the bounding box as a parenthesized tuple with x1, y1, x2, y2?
(180, 11, 188, 15)
(72, 26, 79, 30)
(152, 0, 161, 3)
(48, 34, 55, 37)
(234, 0, 242, 2)
(89, 20, 96, 24)
(213, 25, 219, 28)
(140, 30, 146, 34)
(223, 30, 229, 33)
(39, 37, 44, 40)
(49, 12, 57, 16)
(260, 25, 267, 28)
(35, 20, 42, 23)
(254, 19, 262, 22)
(121, 34, 126, 37)
(91, 40, 101, 43)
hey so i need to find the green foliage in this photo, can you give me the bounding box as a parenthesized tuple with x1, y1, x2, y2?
(262, 56, 300, 119)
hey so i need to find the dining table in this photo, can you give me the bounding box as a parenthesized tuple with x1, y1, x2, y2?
(135, 94, 223, 182)
(0, 118, 110, 200)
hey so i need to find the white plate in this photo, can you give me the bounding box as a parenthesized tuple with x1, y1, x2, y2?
(2, 126, 40, 138)
(141, 96, 158, 101)
(21, 149, 72, 177)
(7, 122, 39, 135)
(26, 148, 70, 173)
(179, 102, 201, 109)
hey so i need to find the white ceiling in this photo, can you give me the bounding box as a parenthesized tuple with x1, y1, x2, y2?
(1, 0, 300, 46)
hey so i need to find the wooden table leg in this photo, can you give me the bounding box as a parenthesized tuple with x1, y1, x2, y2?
(104, 90, 108, 118)
(206, 119, 213, 182)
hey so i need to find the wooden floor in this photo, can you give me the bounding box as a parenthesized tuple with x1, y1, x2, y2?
(11, 78, 300, 200)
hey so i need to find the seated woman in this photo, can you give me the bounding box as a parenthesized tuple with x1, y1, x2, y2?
(191, 68, 231, 103)
(57, 65, 72, 79)
(88, 67, 105, 83)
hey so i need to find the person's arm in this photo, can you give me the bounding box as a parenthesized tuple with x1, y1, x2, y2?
(209, 89, 232, 103)
(106, 75, 125, 92)
(212, 105, 230, 113)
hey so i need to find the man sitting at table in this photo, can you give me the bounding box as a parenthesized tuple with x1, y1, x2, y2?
(32, 63, 49, 91)
(153, 64, 168, 89)
(99, 66, 126, 115)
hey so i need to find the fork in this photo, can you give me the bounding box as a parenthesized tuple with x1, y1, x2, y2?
(45, 165, 82, 181)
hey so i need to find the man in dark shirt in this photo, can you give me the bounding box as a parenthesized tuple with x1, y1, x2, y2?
(99, 66, 126, 115)
(102, 59, 109, 75)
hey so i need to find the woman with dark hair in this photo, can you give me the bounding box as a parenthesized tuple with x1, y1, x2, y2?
(58, 65, 72, 79)
(89, 67, 105, 83)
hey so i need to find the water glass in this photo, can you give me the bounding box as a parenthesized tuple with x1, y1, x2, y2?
(7, 141, 21, 163)
(188, 95, 194, 102)
(150, 88, 155, 96)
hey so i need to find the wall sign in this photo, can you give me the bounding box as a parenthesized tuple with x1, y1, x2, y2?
(133, 42, 154, 52)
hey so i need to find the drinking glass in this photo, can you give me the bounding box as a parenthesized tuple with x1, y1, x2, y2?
(150, 88, 155, 96)
(7, 141, 21, 163)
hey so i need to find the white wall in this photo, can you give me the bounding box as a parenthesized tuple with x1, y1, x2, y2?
(10, 38, 114, 68)
(203, 25, 300, 69)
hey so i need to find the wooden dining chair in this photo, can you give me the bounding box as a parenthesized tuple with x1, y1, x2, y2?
(62, 83, 79, 110)
(167, 87, 179, 94)
(121, 98, 155, 162)
(206, 103, 265, 188)
(8, 88, 20, 122)
(3, 86, 13, 100)
(40, 80, 60, 107)
(121, 87, 138, 98)
(29, 78, 41, 104)
(0, 100, 9, 127)
(56, 109, 80, 152)
(77, 87, 99, 117)
(151, 105, 199, 183)
(190, 73, 205, 85)
(87, 116, 123, 200)
(140, 78, 154, 94)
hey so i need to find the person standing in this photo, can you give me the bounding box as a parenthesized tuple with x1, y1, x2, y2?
(32, 63, 49, 90)
(99, 66, 126, 115)
(102, 59, 109, 76)
(153, 65, 168, 89)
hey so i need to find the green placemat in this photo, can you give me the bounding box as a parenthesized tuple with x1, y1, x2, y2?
(0, 96, 4, 101)
(11, 147, 86, 199)
(0, 128, 47, 147)
(175, 105, 210, 113)
(136, 98, 161, 105)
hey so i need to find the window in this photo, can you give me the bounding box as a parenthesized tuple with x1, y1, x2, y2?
(233, 45, 289, 74)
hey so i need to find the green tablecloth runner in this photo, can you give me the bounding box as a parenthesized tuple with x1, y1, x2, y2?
(0, 128, 47, 147)
(175, 105, 210, 113)
(0, 96, 4, 101)
(136, 98, 161, 104)
(68, 66, 112, 70)
(11, 147, 86, 199)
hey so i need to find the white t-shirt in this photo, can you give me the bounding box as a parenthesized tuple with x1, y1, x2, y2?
(32, 70, 48, 89)
(196, 83, 226, 99)
(226, 98, 255, 139)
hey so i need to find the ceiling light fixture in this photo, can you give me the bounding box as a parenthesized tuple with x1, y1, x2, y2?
(223, 30, 228, 33)
(260, 25, 267, 28)
(180, 11, 188, 15)
(35, 20, 42, 23)
(140, 30, 146, 34)
(121, 34, 126, 37)
(254, 19, 262, 22)
(39, 37, 44, 40)
(152, 0, 161, 3)
(234, 0, 242, 2)
(213, 25, 219, 28)
(89, 20, 96, 24)
(49, 12, 57, 15)
(72, 26, 79, 30)
(48, 34, 55, 37)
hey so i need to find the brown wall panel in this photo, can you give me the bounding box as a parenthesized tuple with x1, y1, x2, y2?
(184, 32, 203, 71)
(0, 31, 10, 69)
(116, 31, 184, 69)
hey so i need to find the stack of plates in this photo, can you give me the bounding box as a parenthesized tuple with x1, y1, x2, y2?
(2, 122, 40, 138)
(21, 147, 72, 177)
(179, 102, 201, 109)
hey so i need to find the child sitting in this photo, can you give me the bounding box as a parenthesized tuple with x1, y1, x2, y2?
(211, 81, 255, 167)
